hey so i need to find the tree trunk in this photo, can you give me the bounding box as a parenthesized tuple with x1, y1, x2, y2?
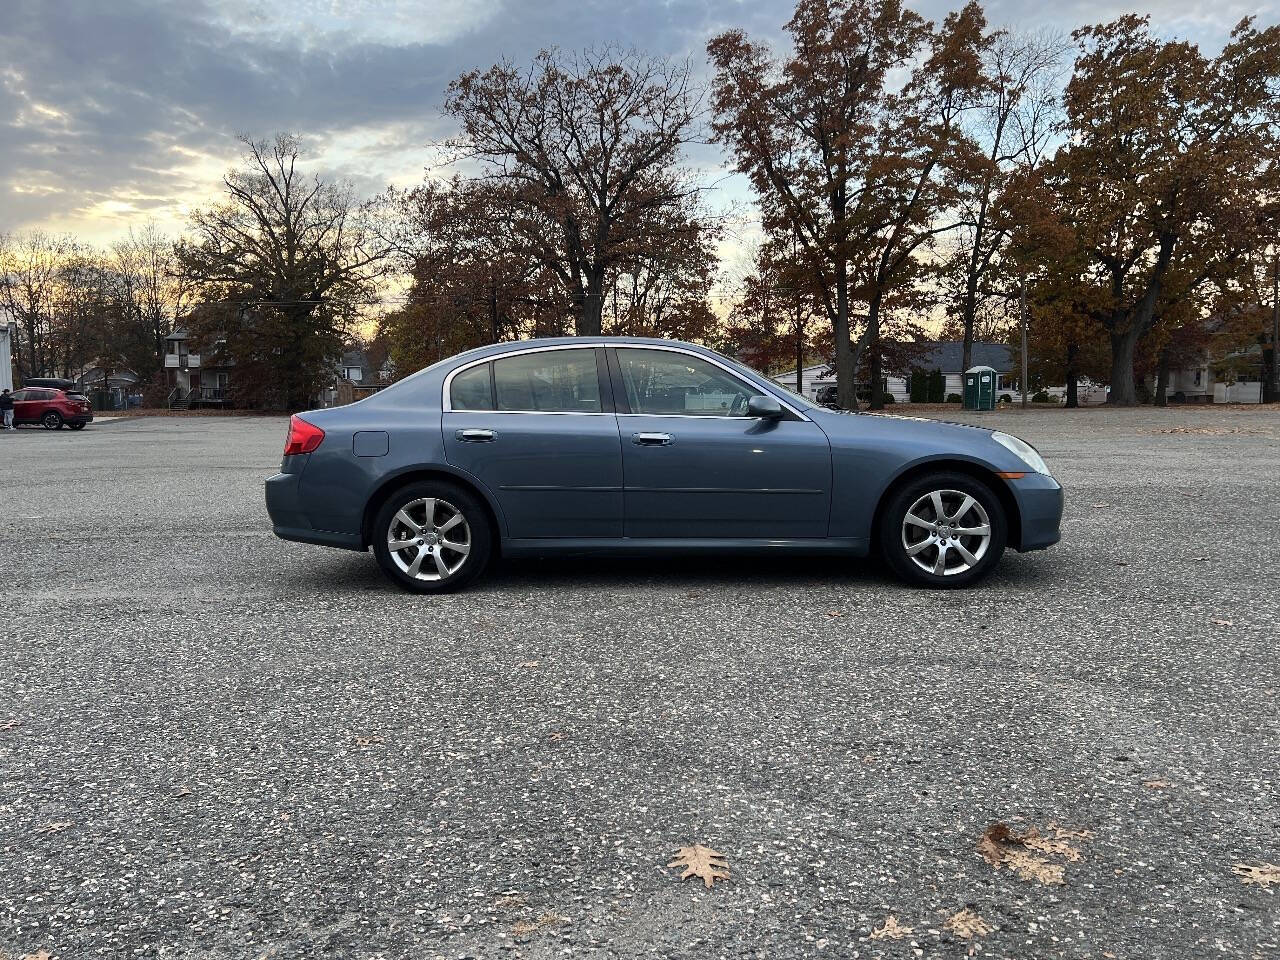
(1064, 341, 1079, 409)
(833, 259, 854, 410)
(1109, 329, 1141, 406)
(867, 288, 884, 410)
(1154, 348, 1170, 407)
(795, 332, 803, 397)
(961, 277, 978, 375)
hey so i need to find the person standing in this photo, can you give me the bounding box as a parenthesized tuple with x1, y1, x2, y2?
(0, 388, 14, 430)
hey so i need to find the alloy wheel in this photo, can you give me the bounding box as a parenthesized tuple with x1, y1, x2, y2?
(900, 488, 992, 577)
(385, 497, 471, 582)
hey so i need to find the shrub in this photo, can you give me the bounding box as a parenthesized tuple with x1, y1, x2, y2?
(999, 393, 1012, 404)
(946, 393, 962, 403)
(1032, 390, 1052, 403)
(883, 393, 895, 404)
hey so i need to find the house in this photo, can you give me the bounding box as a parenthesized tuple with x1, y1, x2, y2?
(318, 348, 393, 407)
(1156, 344, 1266, 404)
(1, 322, 14, 392)
(771, 341, 1018, 404)
(76, 364, 140, 410)
(164, 328, 233, 409)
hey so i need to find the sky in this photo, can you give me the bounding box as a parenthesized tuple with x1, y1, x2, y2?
(1, 0, 1275, 264)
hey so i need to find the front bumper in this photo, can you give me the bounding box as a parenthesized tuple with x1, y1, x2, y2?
(265, 472, 363, 551)
(1009, 473, 1064, 552)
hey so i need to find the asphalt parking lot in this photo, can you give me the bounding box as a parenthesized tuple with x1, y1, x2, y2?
(1, 407, 1278, 959)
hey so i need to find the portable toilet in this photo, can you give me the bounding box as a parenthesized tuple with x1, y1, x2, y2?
(963, 365, 997, 411)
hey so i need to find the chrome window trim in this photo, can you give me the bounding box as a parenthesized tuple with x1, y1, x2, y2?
(442, 342, 809, 421)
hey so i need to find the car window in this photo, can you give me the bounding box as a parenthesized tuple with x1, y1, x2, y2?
(450, 363, 494, 411)
(616, 349, 763, 417)
(10, 391, 29, 401)
(493, 350, 601, 413)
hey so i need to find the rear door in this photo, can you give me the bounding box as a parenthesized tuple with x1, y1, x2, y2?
(442, 346, 624, 539)
(610, 347, 832, 539)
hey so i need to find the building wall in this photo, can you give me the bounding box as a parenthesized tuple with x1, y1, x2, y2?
(0, 324, 13, 392)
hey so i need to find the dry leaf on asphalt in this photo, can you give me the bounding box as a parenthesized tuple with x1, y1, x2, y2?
(34, 822, 72, 836)
(173, 785, 193, 797)
(512, 911, 568, 935)
(353, 735, 384, 748)
(668, 844, 730, 889)
(516, 660, 540, 669)
(1143, 778, 1172, 789)
(1211, 619, 1233, 627)
(977, 822, 1091, 885)
(22, 951, 54, 960)
(1232, 863, 1280, 889)
(1, 718, 22, 731)
(869, 915, 911, 940)
(944, 907, 994, 939)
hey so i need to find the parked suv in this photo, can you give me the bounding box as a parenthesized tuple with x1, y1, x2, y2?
(10, 387, 94, 430)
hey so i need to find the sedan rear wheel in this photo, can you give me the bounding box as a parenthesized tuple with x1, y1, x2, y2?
(880, 472, 1006, 588)
(372, 481, 492, 593)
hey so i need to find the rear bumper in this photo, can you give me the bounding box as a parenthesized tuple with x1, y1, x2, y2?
(265, 472, 364, 551)
(1010, 474, 1064, 552)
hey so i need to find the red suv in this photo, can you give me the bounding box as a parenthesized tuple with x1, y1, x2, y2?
(10, 387, 94, 430)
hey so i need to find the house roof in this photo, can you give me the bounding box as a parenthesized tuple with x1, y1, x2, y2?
(903, 341, 1012, 373)
(340, 349, 368, 368)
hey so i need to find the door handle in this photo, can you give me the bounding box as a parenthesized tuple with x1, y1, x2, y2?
(456, 428, 497, 442)
(632, 432, 672, 446)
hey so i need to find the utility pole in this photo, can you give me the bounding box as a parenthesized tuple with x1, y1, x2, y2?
(1020, 280, 1029, 410)
(1272, 251, 1279, 403)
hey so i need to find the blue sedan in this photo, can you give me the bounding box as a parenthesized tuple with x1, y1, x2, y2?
(266, 337, 1062, 591)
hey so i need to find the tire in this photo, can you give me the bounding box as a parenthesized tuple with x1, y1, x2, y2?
(68, 422, 86, 431)
(42, 411, 63, 430)
(879, 471, 1007, 588)
(371, 481, 493, 594)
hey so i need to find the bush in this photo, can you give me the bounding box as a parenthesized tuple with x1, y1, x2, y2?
(946, 393, 962, 403)
(1032, 391, 1052, 403)
(999, 393, 1012, 404)
(882, 393, 895, 404)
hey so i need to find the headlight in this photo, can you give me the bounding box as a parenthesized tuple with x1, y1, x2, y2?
(992, 431, 1050, 475)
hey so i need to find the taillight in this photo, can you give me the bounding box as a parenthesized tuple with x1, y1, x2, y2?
(283, 414, 325, 456)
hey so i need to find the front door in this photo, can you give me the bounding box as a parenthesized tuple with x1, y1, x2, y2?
(442, 346, 623, 540)
(610, 347, 832, 539)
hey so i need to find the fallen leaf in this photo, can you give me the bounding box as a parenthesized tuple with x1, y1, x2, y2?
(548, 731, 565, 742)
(668, 844, 730, 889)
(174, 785, 192, 797)
(1233, 863, 1280, 889)
(1089, 502, 1110, 508)
(1193, 556, 1210, 562)
(977, 822, 1092, 885)
(1211, 619, 1233, 627)
(1104, 953, 1117, 958)
(1143, 778, 1171, 789)
(354, 735, 384, 748)
(944, 907, 994, 939)
(22, 951, 54, 960)
(1, 718, 22, 731)
(516, 660, 540, 669)
(513, 911, 567, 935)
(34, 822, 71, 836)
(870, 915, 911, 940)
(495, 894, 527, 909)
(1115, 561, 1129, 567)
(826, 610, 843, 618)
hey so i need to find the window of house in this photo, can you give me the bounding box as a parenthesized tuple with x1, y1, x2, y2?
(493, 350, 601, 413)
(1194, 369, 1202, 386)
(616, 348, 762, 417)
(345, 366, 362, 381)
(450, 363, 494, 411)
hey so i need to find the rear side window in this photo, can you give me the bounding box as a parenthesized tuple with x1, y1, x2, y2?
(493, 350, 601, 413)
(450, 363, 494, 410)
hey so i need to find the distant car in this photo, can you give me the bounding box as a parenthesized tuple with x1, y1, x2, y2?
(815, 384, 839, 408)
(265, 337, 1063, 592)
(10, 387, 94, 430)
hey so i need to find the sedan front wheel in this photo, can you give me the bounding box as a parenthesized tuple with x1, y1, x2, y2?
(880, 472, 1007, 588)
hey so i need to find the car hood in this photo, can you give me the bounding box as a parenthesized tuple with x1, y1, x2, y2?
(809, 407, 994, 443)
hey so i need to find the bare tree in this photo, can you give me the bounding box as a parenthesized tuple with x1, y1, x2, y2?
(177, 134, 392, 409)
(0, 230, 72, 378)
(444, 47, 705, 336)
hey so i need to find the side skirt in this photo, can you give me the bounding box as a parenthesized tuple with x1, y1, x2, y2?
(501, 537, 869, 558)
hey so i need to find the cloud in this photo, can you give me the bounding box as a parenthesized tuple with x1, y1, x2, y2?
(0, 0, 1273, 244)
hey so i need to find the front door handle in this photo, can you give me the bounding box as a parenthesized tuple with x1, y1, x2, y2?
(632, 432, 673, 446)
(456, 428, 497, 442)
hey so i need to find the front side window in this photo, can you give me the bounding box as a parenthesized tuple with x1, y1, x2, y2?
(493, 350, 601, 413)
(616, 349, 763, 417)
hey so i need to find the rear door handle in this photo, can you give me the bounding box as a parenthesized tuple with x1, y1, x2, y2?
(456, 428, 497, 442)
(632, 432, 672, 446)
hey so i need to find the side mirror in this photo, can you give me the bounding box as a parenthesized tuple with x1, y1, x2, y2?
(747, 394, 784, 419)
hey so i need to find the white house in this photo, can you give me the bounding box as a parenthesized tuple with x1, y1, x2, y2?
(1, 323, 14, 392)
